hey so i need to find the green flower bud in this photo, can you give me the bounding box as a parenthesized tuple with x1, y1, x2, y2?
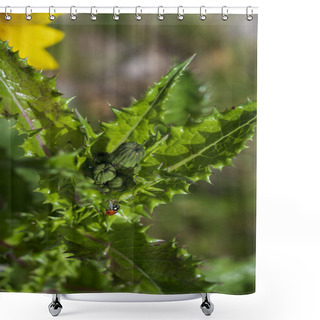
(108, 176, 125, 190)
(110, 142, 145, 168)
(100, 185, 110, 193)
(133, 164, 141, 174)
(93, 164, 116, 185)
(117, 164, 141, 177)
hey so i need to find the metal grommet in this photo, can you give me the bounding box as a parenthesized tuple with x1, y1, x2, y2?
(221, 6, 228, 21)
(113, 6, 120, 21)
(177, 6, 184, 21)
(90, 6, 97, 21)
(200, 6, 207, 21)
(25, 6, 32, 21)
(135, 6, 142, 21)
(157, 6, 164, 21)
(246, 6, 253, 21)
(70, 6, 77, 21)
(49, 6, 56, 21)
(5, 6, 12, 21)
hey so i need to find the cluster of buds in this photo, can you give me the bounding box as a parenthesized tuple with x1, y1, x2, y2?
(92, 142, 145, 192)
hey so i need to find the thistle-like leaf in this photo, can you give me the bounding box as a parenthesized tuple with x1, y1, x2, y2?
(124, 103, 257, 213)
(162, 69, 211, 125)
(0, 40, 85, 157)
(141, 102, 257, 182)
(100, 55, 195, 153)
(60, 221, 212, 293)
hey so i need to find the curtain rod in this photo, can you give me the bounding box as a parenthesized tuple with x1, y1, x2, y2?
(0, 6, 258, 15)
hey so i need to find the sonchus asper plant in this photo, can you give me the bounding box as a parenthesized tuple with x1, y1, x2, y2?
(0, 40, 256, 293)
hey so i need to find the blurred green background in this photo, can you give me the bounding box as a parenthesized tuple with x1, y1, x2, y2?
(2, 14, 257, 294)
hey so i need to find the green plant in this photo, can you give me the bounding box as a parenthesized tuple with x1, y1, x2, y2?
(0, 41, 256, 293)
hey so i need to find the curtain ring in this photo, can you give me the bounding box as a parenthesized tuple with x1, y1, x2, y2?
(90, 6, 97, 21)
(157, 6, 164, 21)
(5, 6, 12, 21)
(113, 6, 120, 21)
(246, 6, 253, 21)
(221, 6, 228, 21)
(25, 6, 32, 21)
(49, 6, 56, 21)
(177, 6, 184, 21)
(200, 6, 207, 21)
(70, 6, 77, 21)
(135, 6, 142, 21)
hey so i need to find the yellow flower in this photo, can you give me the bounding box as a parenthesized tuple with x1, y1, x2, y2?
(0, 13, 64, 70)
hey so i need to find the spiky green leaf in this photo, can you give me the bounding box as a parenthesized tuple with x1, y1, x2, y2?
(142, 102, 257, 182)
(60, 221, 212, 293)
(100, 55, 195, 154)
(0, 41, 84, 157)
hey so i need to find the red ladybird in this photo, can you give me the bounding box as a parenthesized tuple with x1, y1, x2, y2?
(105, 209, 117, 216)
(105, 201, 120, 216)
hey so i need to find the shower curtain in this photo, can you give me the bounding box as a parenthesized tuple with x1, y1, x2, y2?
(0, 11, 257, 296)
